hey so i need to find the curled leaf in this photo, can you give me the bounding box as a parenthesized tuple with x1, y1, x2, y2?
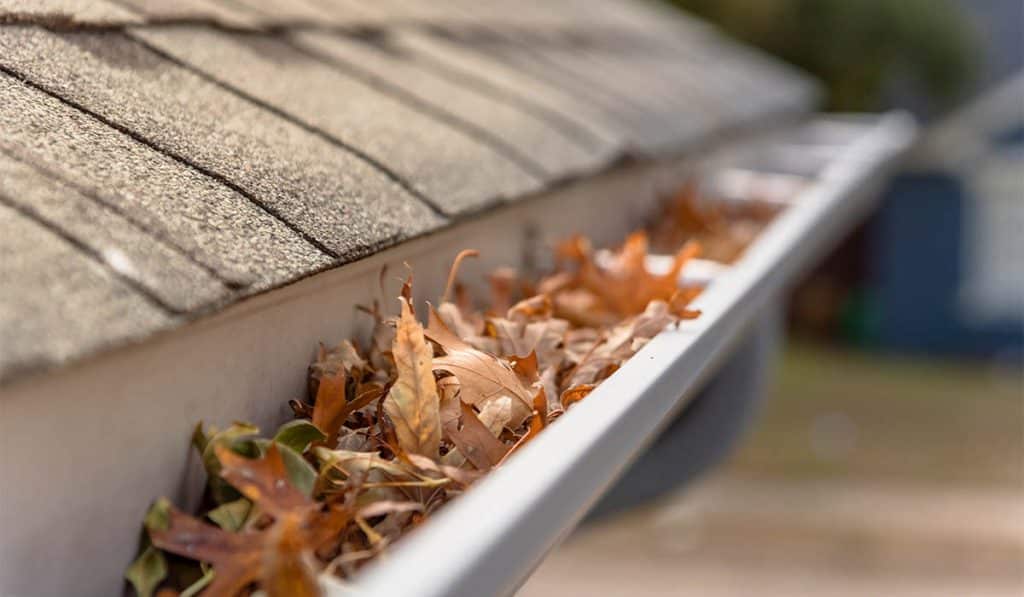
(274, 420, 327, 454)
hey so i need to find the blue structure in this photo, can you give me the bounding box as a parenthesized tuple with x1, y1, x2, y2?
(868, 74, 1023, 358)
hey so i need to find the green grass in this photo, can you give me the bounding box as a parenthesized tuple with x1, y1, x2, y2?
(728, 341, 1023, 487)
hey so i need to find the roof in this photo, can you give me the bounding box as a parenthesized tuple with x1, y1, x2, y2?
(0, 0, 817, 386)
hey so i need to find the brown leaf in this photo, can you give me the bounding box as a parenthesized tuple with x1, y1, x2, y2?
(487, 267, 518, 315)
(442, 397, 510, 470)
(556, 232, 701, 318)
(508, 294, 553, 320)
(150, 507, 262, 597)
(311, 368, 348, 447)
(406, 452, 484, 487)
(531, 387, 549, 428)
(383, 298, 441, 458)
(152, 506, 334, 597)
(560, 384, 596, 409)
(496, 387, 549, 467)
(263, 514, 321, 597)
(215, 444, 314, 518)
(427, 307, 534, 425)
(476, 397, 513, 436)
(437, 301, 484, 342)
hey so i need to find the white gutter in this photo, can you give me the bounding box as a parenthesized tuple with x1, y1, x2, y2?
(340, 112, 916, 597)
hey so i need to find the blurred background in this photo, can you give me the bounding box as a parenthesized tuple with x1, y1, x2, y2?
(523, 0, 1022, 595)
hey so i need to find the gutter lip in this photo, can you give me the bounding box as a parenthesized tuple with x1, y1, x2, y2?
(340, 111, 917, 597)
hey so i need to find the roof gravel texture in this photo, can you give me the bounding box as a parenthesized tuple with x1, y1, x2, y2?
(0, 0, 817, 385)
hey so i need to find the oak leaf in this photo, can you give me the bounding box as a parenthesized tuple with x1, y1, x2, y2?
(558, 232, 701, 318)
(426, 307, 534, 426)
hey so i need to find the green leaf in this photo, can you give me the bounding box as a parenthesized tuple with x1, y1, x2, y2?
(180, 566, 215, 597)
(277, 442, 317, 497)
(200, 422, 260, 503)
(143, 498, 172, 532)
(206, 498, 252, 532)
(125, 546, 166, 597)
(273, 419, 327, 454)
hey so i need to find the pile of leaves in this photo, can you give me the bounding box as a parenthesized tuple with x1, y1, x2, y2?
(127, 190, 768, 597)
(649, 184, 779, 263)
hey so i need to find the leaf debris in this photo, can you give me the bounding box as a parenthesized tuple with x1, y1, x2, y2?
(127, 186, 773, 595)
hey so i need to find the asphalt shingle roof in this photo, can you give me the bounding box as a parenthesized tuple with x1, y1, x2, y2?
(0, 73, 332, 289)
(0, 201, 173, 381)
(132, 25, 545, 215)
(0, 1, 818, 385)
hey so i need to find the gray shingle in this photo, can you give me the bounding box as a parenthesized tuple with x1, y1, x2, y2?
(552, 46, 718, 152)
(0, 27, 445, 259)
(0, 202, 174, 384)
(112, 0, 262, 29)
(132, 26, 543, 215)
(0, 151, 229, 312)
(290, 30, 613, 181)
(0, 72, 331, 292)
(393, 31, 630, 152)
(452, 32, 686, 155)
(206, 0, 345, 25)
(0, 0, 140, 25)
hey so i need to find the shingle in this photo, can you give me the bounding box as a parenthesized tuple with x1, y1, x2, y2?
(0, 0, 140, 25)
(393, 31, 629, 152)
(0, 202, 174, 384)
(112, 0, 262, 29)
(0, 72, 331, 292)
(0, 151, 229, 313)
(290, 30, 613, 181)
(0, 27, 445, 260)
(451, 32, 687, 155)
(132, 26, 543, 215)
(556, 46, 718, 151)
(307, 0, 405, 25)
(207, 0, 346, 25)
(630, 31, 795, 124)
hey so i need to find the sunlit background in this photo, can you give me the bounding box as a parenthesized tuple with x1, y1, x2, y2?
(523, 1, 1023, 595)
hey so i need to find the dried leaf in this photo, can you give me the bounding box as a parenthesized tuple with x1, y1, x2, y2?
(427, 307, 534, 425)
(442, 249, 480, 304)
(560, 384, 596, 409)
(150, 507, 263, 597)
(357, 501, 423, 519)
(558, 232, 701, 318)
(308, 340, 365, 398)
(215, 444, 314, 518)
(262, 514, 321, 597)
(128, 175, 761, 592)
(442, 395, 510, 470)
(383, 299, 442, 458)
(477, 397, 513, 437)
(311, 368, 348, 447)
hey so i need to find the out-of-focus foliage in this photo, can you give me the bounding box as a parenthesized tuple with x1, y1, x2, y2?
(666, 0, 978, 111)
